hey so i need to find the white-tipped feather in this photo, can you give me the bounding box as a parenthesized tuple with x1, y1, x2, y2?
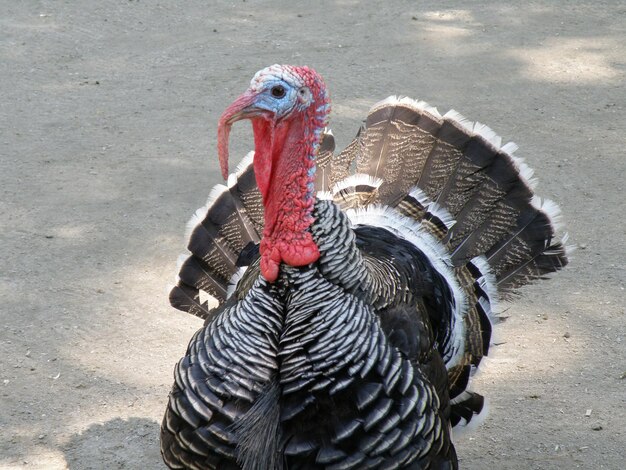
(477, 295, 494, 321)
(486, 197, 567, 266)
(184, 184, 229, 241)
(469, 255, 499, 318)
(531, 197, 565, 233)
(369, 95, 402, 111)
(444, 109, 474, 132)
(444, 111, 505, 149)
(413, 100, 441, 118)
(427, 201, 456, 229)
(473, 122, 502, 148)
(442, 107, 543, 196)
(316, 190, 334, 201)
(539, 199, 564, 232)
(369, 96, 442, 119)
(346, 204, 468, 368)
(396, 96, 442, 118)
(506, 152, 539, 190)
(516, 161, 538, 190)
(235, 151, 255, 176)
(227, 173, 238, 188)
(501, 142, 519, 154)
(408, 187, 432, 206)
(331, 173, 384, 195)
(408, 186, 455, 229)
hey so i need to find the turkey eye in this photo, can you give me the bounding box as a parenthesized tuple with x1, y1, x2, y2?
(271, 85, 286, 98)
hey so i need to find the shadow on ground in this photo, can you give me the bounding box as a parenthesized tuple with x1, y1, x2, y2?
(62, 417, 162, 470)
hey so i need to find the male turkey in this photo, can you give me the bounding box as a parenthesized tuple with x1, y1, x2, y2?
(160, 65, 568, 469)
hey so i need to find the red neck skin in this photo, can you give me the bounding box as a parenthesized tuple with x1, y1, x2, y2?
(252, 114, 321, 282)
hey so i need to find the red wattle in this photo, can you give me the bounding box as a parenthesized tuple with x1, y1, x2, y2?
(216, 66, 330, 282)
(259, 231, 320, 282)
(259, 239, 281, 283)
(250, 112, 323, 282)
(222, 67, 330, 282)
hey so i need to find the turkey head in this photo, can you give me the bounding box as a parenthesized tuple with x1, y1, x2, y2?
(217, 65, 331, 282)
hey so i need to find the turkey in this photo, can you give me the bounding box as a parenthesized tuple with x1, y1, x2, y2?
(160, 65, 569, 469)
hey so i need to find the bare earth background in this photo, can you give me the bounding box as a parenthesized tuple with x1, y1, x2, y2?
(1, 1, 624, 469)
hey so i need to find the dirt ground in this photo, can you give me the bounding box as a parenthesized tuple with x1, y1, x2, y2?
(1, 1, 624, 469)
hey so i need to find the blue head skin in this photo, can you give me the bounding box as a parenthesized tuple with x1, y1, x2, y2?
(245, 65, 314, 119)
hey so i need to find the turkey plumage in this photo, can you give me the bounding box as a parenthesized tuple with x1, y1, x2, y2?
(161, 65, 568, 469)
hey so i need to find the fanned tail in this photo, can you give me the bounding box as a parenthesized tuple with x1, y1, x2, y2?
(328, 96, 569, 425)
(331, 95, 569, 296)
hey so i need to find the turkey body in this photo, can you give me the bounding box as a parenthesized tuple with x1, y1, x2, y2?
(161, 66, 568, 470)
(162, 201, 458, 469)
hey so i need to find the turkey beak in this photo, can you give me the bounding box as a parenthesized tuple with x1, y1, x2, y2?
(217, 90, 263, 180)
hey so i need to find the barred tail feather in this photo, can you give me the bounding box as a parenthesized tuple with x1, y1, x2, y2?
(169, 283, 215, 321)
(332, 96, 568, 295)
(230, 153, 265, 234)
(497, 242, 568, 293)
(176, 256, 228, 304)
(171, 154, 265, 316)
(356, 97, 444, 203)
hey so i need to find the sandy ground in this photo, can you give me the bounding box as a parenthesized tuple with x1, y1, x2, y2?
(1, 1, 624, 469)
